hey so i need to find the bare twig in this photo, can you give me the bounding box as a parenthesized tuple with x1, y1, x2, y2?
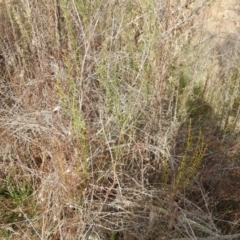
(171, 233, 240, 240)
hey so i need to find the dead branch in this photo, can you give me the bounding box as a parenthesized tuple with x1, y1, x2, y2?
(171, 232, 240, 240)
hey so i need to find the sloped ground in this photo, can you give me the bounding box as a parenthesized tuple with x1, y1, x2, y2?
(1, 0, 240, 239)
(179, 0, 240, 234)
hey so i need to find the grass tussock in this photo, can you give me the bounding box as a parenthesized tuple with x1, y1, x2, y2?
(1, 0, 240, 239)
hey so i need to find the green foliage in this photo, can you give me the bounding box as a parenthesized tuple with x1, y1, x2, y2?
(160, 157, 171, 184)
(229, 68, 240, 115)
(5, 3, 32, 51)
(187, 98, 213, 123)
(0, 178, 37, 229)
(179, 71, 189, 94)
(175, 121, 207, 190)
(93, 0, 158, 146)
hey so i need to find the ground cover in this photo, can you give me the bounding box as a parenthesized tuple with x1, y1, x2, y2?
(1, 0, 240, 239)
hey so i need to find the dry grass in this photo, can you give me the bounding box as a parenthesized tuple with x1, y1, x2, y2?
(1, 0, 240, 239)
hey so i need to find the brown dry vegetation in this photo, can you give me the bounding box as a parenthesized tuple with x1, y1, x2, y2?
(1, 0, 240, 239)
